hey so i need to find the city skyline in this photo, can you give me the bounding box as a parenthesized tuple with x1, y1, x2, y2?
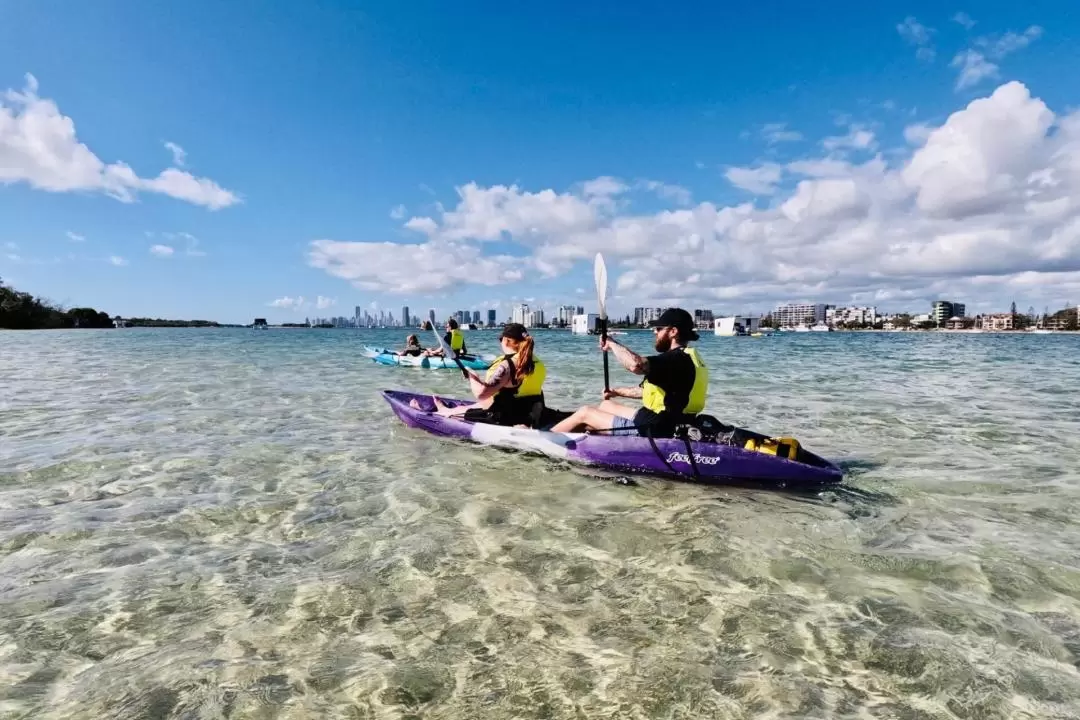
(3, 5, 1080, 324)
(297, 295, 1078, 331)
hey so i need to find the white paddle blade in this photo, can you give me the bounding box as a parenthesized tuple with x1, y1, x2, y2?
(593, 253, 608, 319)
(428, 310, 451, 355)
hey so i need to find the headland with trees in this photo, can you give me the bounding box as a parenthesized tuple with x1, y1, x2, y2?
(1, 277, 224, 330)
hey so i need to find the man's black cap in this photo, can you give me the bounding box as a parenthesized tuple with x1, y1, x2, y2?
(647, 307, 700, 341)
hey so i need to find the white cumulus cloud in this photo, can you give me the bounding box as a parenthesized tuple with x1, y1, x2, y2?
(164, 141, 186, 167)
(902, 81, 1054, 218)
(0, 74, 240, 210)
(639, 180, 692, 206)
(822, 126, 877, 152)
(761, 122, 803, 144)
(315, 295, 335, 309)
(953, 25, 1043, 91)
(897, 16, 936, 62)
(978, 26, 1043, 59)
(66, 231, 85, 242)
(306, 81, 1080, 314)
(952, 50, 999, 90)
(269, 296, 305, 310)
(149, 244, 174, 257)
(109, 256, 128, 266)
(897, 16, 933, 45)
(724, 163, 784, 195)
(308, 239, 525, 294)
(581, 176, 629, 197)
(954, 13, 976, 30)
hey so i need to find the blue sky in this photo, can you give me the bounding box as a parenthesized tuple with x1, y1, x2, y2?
(3, 1, 1080, 323)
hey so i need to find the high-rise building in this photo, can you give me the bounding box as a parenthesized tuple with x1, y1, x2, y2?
(472, 310, 481, 325)
(402, 306, 410, 328)
(512, 304, 529, 325)
(931, 300, 966, 325)
(827, 306, 878, 326)
(487, 309, 497, 327)
(525, 309, 545, 327)
(633, 307, 665, 326)
(556, 305, 579, 326)
(773, 303, 827, 327)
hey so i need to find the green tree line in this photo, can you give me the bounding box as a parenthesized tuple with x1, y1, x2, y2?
(2, 277, 222, 329)
(1, 277, 113, 329)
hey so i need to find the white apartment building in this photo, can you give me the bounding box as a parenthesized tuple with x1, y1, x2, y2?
(981, 313, 1015, 331)
(512, 304, 529, 325)
(556, 305, 583, 326)
(826, 306, 878, 326)
(773, 303, 827, 327)
(525, 309, 545, 327)
(633, 307, 665, 326)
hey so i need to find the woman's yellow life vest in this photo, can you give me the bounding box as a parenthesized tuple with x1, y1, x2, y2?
(487, 353, 546, 397)
(449, 328, 466, 352)
(641, 347, 708, 415)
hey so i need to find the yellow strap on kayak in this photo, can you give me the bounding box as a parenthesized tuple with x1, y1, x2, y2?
(744, 436, 801, 460)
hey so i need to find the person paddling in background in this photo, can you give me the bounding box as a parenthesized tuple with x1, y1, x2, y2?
(549, 307, 709, 437)
(410, 323, 548, 427)
(395, 334, 423, 357)
(424, 318, 468, 358)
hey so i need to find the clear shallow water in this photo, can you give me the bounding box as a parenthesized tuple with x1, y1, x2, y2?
(2, 327, 1079, 719)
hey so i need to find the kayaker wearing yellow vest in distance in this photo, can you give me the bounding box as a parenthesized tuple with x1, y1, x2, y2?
(424, 318, 468, 358)
(411, 323, 549, 426)
(549, 307, 709, 437)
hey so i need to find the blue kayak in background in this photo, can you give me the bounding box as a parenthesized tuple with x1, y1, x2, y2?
(363, 346, 495, 370)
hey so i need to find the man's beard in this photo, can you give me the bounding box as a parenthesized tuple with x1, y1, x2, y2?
(655, 335, 672, 352)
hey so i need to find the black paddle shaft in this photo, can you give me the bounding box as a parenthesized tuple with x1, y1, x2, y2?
(600, 316, 610, 392)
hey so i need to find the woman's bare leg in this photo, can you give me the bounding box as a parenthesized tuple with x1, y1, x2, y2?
(433, 396, 471, 417)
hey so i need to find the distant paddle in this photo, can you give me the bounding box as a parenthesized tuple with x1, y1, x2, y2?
(428, 309, 469, 379)
(594, 253, 610, 393)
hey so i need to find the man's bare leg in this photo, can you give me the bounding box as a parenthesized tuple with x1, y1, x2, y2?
(597, 399, 636, 419)
(549, 405, 621, 433)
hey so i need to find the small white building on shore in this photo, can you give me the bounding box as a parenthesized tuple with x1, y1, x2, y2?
(572, 313, 599, 334)
(714, 316, 760, 336)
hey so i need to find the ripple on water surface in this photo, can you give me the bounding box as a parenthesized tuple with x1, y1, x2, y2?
(1, 328, 1080, 719)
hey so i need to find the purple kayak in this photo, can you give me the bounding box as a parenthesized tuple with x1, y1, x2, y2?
(382, 390, 844, 490)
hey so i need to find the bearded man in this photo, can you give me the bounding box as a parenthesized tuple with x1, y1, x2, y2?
(549, 308, 710, 437)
